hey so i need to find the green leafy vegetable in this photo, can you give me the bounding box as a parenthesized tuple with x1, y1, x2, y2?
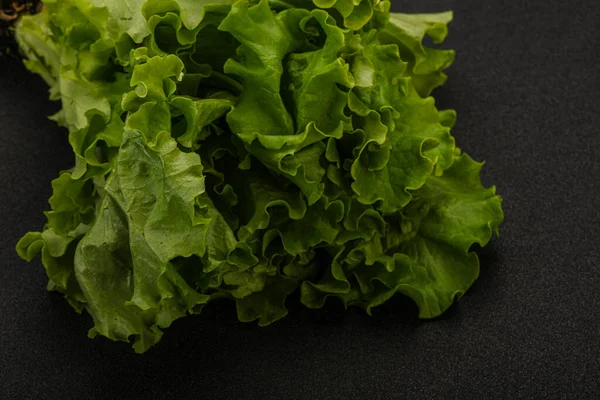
(15, 0, 503, 353)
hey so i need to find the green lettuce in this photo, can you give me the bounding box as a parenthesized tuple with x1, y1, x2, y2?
(15, 0, 503, 353)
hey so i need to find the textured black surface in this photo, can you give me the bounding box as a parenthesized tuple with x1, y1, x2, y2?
(1, 0, 599, 398)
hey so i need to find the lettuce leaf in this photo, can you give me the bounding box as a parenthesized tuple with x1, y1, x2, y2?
(15, 0, 504, 353)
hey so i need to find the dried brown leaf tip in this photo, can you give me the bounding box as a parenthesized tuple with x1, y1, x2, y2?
(1, 2, 27, 20)
(1, 1, 43, 56)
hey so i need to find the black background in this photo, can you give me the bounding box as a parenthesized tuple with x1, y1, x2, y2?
(1, 0, 599, 398)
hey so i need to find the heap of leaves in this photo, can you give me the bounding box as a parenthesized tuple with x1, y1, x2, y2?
(16, 0, 503, 353)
